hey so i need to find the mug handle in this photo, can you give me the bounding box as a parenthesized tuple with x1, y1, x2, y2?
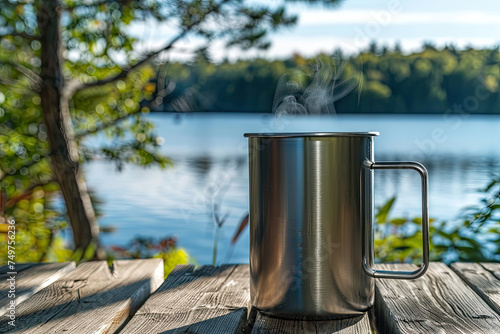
(362, 161, 430, 279)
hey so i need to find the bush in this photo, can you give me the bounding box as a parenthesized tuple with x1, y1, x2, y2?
(375, 178, 500, 264)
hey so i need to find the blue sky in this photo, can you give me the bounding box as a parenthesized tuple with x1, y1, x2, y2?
(133, 0, 500, 61)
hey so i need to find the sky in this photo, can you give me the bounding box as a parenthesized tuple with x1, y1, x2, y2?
(132, 0, 500, 61)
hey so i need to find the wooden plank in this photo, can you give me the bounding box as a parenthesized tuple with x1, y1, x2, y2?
(119, 264, 250, 333)
(375, 262, 500, 333)
(0, 262, 75, 316)
(479, 262, 500, 281)
(451, 262, 500, 316)
(0, 258, 163, 334)
(251, 313, 372, 334)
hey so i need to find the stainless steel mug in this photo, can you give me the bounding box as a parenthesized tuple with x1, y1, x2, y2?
(244, 132, 429, 319)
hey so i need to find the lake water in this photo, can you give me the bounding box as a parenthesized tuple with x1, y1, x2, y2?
(84, 113, 500, 264)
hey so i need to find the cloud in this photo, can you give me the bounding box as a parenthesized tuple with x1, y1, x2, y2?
(126, 8, 500, 62)
(297, 10, 500, 26)
(207, 37, 499, 61)
(132, 35, 499, 63)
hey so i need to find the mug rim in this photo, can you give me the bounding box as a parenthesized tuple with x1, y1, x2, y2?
(244, 132, 379, 138)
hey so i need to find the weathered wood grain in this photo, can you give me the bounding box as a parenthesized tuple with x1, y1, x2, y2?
(451, 262, 500, 316)
(0, 262, 75, 316)
(118, 264, 250, 333)
(0, 259, 163, 334)
(375, 262, 500, 333)
(251, 313, 372, 334)
(479, 262, 500, 281)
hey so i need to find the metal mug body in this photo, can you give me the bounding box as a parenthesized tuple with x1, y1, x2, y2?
(246, 132, 378, 319)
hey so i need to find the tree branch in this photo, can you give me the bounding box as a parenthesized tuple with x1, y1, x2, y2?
(13, 63, 42, 87)
(5, 179, 56, 209)
(75, 108, 143, 138)
(68, 0, 231, 98)
(0, 61, 42, 91)
(68, 29, 191, 97)
(0, 78, 19, 86)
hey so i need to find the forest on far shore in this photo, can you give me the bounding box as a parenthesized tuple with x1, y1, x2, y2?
(150, 44, 500, 114)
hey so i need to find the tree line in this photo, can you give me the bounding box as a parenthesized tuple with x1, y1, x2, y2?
(152, 45, 500, 114)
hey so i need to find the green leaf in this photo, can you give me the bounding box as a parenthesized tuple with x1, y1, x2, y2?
(485, 179, 500, 192)
(390, 218, 407, 225)
(376, 196, 396, 224)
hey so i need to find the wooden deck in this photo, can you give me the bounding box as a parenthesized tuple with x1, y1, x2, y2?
(1, 260, 500, 333)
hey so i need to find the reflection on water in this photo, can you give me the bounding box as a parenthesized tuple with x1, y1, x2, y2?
(84, 113, 500, 264)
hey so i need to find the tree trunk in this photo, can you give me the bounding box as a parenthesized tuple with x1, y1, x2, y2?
(37, 0, 100, 257)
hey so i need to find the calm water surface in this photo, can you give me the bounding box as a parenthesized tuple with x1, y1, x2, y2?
(84, 113, 500, 264)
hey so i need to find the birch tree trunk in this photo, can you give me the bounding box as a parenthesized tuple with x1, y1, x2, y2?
(37, 0, 100, 256)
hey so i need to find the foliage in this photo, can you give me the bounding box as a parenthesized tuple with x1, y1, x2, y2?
(0, 0, 300, 262)
(151, 45, 500, 113)
(462, 178, 500, 231)
(154, 249, 191, 278)
(107, 236, 193, 278)
(375, 178, 500, 264)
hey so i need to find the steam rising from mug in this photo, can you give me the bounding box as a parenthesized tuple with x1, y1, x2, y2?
(272, 55, 360, 115)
